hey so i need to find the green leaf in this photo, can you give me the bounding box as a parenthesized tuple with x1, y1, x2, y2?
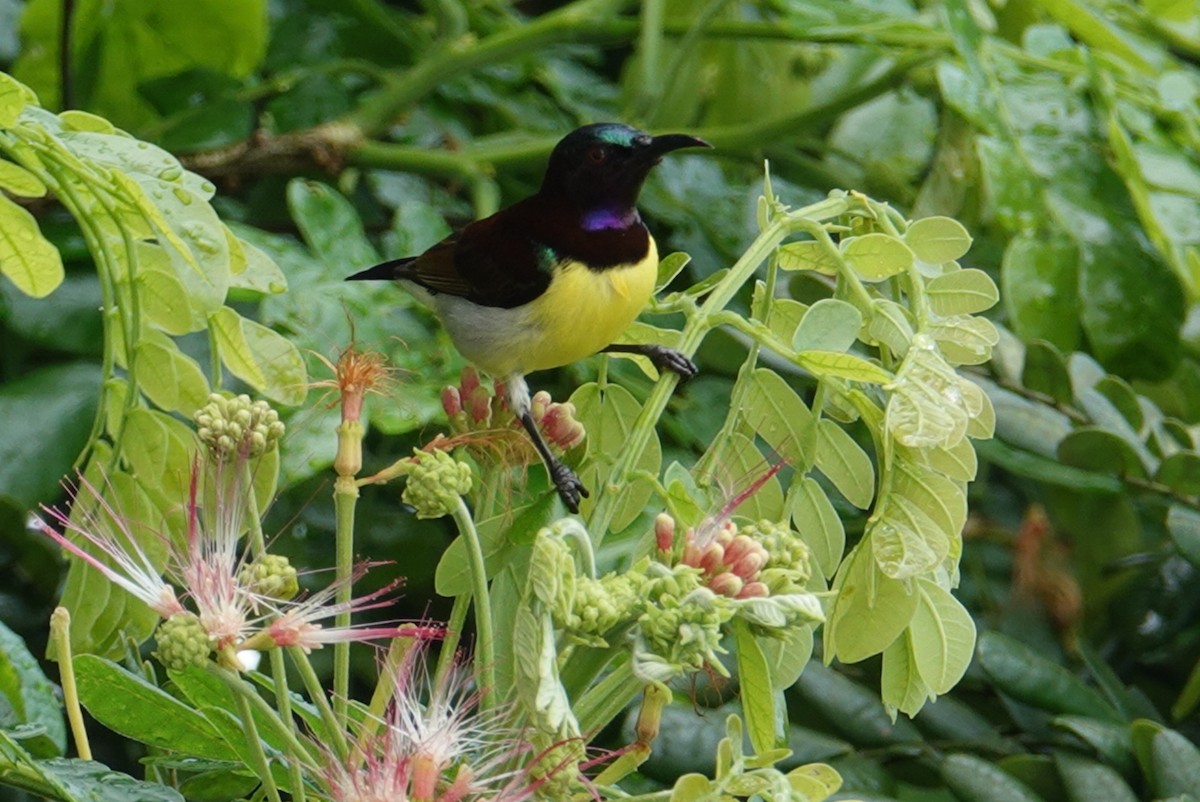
(841, 232, 915, 281)
(0, 619, 66, 757)
(908, 580, 975, 694)
(926, 268, 998, 316)
(867, 299, 914, 356)
(905, 216, 973, 264)
(1077, 235, 1184, 382)
(74, 655, 240, 760)
(793, 350, 892, 384)
(814, 419, 875, 510)
(226, 235, 287, 295)
(1036, 0, 1157, 72)
(1054, 751, 1138, 802)
(758, 624, 814, 693)
(976, 631, 1122, 722)
(121, 408, 196, 500)
(13, 0, 268, 124)
(135, 333, 211, 416)
(742, 369, 817, 470)
(881, 633, 931, 719)
(792, 298, 863, 353)
(1051, 716, 1135, 776)
(0, 362, 99, 509)
(1167, 504, 1200, 568)
(940, 754, 1046, 802)
(733, 620, 778, 755)
(777, 240, 840, 274)
(574, 382, 661, 529)
(1057, 428, 1147, 478)
(135, 251, 196, 335)
(0, 159, 46, 197)
(0, 193, 64, 298)
(792, 661, 921, 746)
(287, 179, 379, 270)
(1132, 719, 1200, 797)
(656, 251, 691, 289)
(827, 544, 916, 664)
(788, 477, 845, 579)
(1022, 341, 1074, 406)
(0, 740, 185, 802)
(210, 306, 307, 406)
(1156, 452, 1200, 495)
(1001, 232, 1079, 352)
(0, 72, 30, 126)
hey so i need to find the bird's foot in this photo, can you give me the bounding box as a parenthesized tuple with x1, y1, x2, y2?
(549, 460, 589, 514)
(642, 345, 698, 381)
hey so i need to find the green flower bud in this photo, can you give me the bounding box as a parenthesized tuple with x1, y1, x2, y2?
(154, 612, 214, 671)
(631, 565, 733, 682)
(238, 553, 300, 601)
(401, 449, 473, 519)
(194, 394, 285, 459)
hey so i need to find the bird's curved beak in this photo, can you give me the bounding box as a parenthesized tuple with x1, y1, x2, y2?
(646, 133, 712, 158)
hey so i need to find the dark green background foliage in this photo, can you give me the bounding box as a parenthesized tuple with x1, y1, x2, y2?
(2, 0, 1200, 800)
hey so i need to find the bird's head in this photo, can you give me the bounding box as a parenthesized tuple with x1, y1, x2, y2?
(540, 123, 710, 224)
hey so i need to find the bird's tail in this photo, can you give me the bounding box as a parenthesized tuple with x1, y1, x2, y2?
(346, 258, 415, 281)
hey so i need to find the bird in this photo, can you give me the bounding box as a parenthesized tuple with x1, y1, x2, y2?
(347, 123, 710, 513)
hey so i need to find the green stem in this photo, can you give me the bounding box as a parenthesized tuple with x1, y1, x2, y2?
(573, 655, 638, 734)
(451, 496, 495, 710)
(50, 608, 91, 760)
(266, 649, 307, 802)
(694, 239, 780, 479)
(433, 592, 471, 689)
(287, 646, 349, 761)
(333, 475, 358, 723)
(219, 671, 283, 802)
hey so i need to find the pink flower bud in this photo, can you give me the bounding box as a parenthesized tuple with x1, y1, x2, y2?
(709, 572, 744, 598)
(737, 581, 770, 599)
(730, 550, 766, 580)
(699, 543, 726, 574)
(459, 366, 481, 398)
(655, 513, 676, 554)
(442, 386, 463, 417)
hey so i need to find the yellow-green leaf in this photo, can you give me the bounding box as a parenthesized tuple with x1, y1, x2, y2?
(777, 240, 840, 274)
(210, 307, 307, 406)
(841, 233, 914, 281)
(743, 369, 817, 470)
(789, 477, 845, 579)
(909, 580, 975, 694)
(814, 419, 875, 509)
(794, 350, 893, 384)
(926, 268, 999, 316)
(0, 194, 63, 298)
(0, 160, 46, 197)
(0, 73, 32, 127)
(134, 334, 211, 415)
(905, 216, 973, 264)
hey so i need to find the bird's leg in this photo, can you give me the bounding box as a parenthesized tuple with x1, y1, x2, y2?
(507, 376, 589, 514)
(602, 343, 698, 381)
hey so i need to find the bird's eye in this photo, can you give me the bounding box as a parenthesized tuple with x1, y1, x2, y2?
(587, 146, 607, 164)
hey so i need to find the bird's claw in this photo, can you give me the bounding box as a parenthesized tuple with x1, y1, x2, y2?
(549, 461, 589, 514)
(646, 345, 698, 382)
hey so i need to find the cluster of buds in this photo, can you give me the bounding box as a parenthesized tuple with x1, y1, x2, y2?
(238, 553, 300, 601)
(553, 573, 637, 648)
(441, 368, 586, 464)
(195, 393, 286, 460)
(659, 513, 813, 600)
(632, 563, 734, 683)
(399, 448, 473, 519)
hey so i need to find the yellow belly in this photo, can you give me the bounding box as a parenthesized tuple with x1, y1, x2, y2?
(446, 238, 659, 378)
(525, 238, 659, 372)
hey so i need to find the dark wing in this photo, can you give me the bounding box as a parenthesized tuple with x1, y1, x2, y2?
(348, 199, 554, 310)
